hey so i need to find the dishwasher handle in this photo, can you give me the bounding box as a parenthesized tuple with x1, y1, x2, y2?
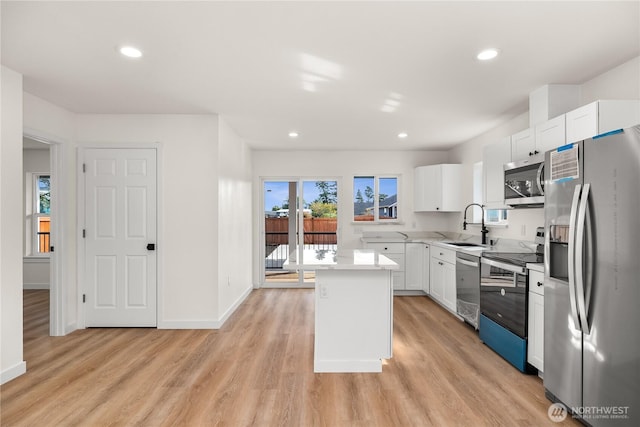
(457, 257, 479, 268)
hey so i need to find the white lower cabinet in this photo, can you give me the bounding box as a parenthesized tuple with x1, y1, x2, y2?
(430, 247, 456, 312)
(527, 269, 545, 373)
(406, 243, 430, 292)
(364, 242, 405, 290)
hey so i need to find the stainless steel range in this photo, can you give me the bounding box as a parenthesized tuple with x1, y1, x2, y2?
(479, 236, 543, 373)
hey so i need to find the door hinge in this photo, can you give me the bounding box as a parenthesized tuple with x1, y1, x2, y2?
(83, 229, 86, 238)
(50, 246, 55, 252)
(83, 294, 86, 303)
(83, 163, 86, 173)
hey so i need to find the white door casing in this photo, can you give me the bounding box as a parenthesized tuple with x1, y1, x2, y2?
(84, 148, 157, 327)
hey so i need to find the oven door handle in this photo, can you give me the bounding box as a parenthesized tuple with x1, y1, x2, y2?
(457, 258, 479, 268)
(568, 184, 582, 332)
(480, 258, 526, 274)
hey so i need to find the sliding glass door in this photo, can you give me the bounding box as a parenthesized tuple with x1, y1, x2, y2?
(263, 179, 338, 287)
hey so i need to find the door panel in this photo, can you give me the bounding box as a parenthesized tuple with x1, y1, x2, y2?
(582, 129, 640, 424)
(85, 148, 157, 326)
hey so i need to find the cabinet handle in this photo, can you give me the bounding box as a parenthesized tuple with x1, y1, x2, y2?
(534, 150, 540, 155)
(529, 151, 533, 156)
(537, 281, 543, 287)
(439, 261, 443, 266)
(384, 247, 388, 250)
(436, 207, 440, 210)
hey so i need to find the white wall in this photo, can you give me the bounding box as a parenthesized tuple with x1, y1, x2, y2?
(217, 118, 253, 320)
(251, 150, 450, 285)
(23, 93, 77, 333)
(581, 56, 640, 103)
(1, 66, 27, 384)
(75, 114, 221, 327)
(447, 55, 640, 242)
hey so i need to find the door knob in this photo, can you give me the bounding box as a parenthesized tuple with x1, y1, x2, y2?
(147, 243, 156, 251)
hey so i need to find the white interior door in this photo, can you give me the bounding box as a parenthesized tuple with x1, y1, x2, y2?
(84, 148, 157, 327)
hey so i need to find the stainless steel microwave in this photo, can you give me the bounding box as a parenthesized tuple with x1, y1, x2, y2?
(504, 156, 544, 208)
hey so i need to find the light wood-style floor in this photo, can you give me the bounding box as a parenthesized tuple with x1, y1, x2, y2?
(1, 290, 580, 426)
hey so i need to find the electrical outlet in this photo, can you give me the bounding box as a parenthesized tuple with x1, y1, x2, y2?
(320, 285, 329, 298)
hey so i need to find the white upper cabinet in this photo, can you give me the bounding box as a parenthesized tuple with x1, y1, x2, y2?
(535, 114, 566, 155)
(566, 100, 640, 144)
(511, 128, 536, 161)
(414, 164, 462, 212)
(482, 136, 511, 208)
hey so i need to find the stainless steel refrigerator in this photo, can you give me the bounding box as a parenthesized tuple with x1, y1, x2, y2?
(544, 125, 640, 426)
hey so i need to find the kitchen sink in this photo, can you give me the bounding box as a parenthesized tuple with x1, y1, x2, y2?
(444, 242, 484, 248)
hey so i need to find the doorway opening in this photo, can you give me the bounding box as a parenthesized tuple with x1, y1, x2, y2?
(262, 179, 338, 287)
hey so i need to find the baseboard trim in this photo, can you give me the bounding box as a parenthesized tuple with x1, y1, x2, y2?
(314, 359, 383, 373)
(158, 286, 252, 330)
(23, 283, 50, 290)
(217, 286, 253, 328)
(1, 361, 27, 384)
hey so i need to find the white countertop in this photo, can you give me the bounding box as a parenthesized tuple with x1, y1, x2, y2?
(527, 263, 544, 273)
(283, 249, 399, 271)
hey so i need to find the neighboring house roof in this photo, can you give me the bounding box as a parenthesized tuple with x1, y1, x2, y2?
(354, 202, 374, 215)
(379, 194, 397, 208)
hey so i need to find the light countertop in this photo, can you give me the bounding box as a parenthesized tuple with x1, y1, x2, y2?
(283, 249, 399, 271)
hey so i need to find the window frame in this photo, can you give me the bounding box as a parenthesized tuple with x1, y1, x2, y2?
(353, 174, 401, 224)
(32, 173, 51, 256)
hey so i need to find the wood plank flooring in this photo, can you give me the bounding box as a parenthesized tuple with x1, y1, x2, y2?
(1, 290, 580, 426)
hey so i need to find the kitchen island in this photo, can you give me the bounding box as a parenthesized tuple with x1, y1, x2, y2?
(284, 249, 398, 373)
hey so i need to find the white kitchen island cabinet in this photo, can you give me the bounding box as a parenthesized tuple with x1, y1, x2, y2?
(284, 249, 398, 373)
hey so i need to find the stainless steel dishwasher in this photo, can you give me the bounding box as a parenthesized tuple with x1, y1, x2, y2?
(456, 252, 481, 329)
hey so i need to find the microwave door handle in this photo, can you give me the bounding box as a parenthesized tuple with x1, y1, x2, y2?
(568, 184, 582, 331)
(575, 183, 590, 334)
(536, 162, 545, 196)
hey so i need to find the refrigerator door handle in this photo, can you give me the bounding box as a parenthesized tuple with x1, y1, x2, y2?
(575, 183, 591, 334)
(568, 184, 582, 331)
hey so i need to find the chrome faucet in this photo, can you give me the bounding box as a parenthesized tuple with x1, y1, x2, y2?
(463, 203, 489, 245)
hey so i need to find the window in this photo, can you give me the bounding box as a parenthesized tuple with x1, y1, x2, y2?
(473, 162, 507, 225)
(34, 174, 51, 254)
(353, 176, 399, 222)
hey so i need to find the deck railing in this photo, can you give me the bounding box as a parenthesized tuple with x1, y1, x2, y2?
(37, 232, 51, 253)
(265, 231, 337, 270)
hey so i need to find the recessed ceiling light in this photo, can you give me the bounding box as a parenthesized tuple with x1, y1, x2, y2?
(119, 45, 143, 58)
(477, 48, 499, 61)
(288, 131, 299, 138)
(398, 132, 408, 139)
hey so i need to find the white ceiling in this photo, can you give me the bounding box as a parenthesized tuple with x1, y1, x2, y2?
(3, 1, 639, 151)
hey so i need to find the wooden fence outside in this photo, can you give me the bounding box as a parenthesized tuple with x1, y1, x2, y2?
(265, 217, 337, 245)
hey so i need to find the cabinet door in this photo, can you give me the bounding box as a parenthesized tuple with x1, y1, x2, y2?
(405, 243, 423, 290)
(535, 115, 565, 154)
(511, 128, 536, 162)
(429, 257, 444, 302)
(483, 137, 511, 207)
(414, 165, 441, 211)
(440, 165, 462, 211)
(566, 102, 598, 144)
(442, 261, 457, 312)
(527, 291, 544, 371)
(422, 245, 430, 294)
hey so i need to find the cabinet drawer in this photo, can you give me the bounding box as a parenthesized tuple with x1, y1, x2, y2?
(366, 242, 404, 254)
(529, 270, 545, 296)
(431, 246, 456, 264)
